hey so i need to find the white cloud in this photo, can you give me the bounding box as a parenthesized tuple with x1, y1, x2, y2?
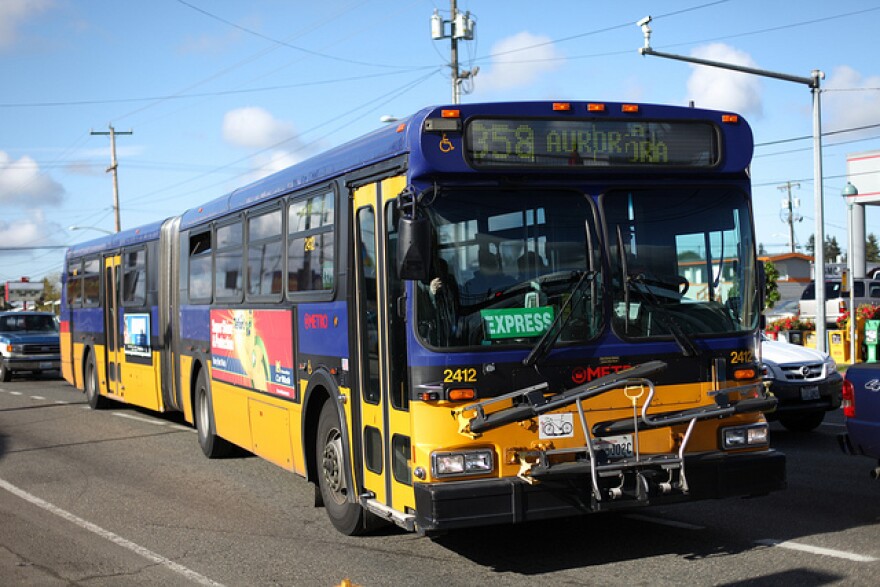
(823, 65, 880, 135)
(0, 0, 53, 48)
(686, 43, 763, 118)
(0, 209, 59, 254)
(0, 151, 64, 207)
(474, 31, 564, 93)
(222, 107, 296, 149)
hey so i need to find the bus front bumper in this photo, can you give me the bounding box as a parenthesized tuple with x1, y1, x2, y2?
(412, 449, 785, 533)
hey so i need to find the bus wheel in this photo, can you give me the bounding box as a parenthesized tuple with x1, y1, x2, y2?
(194, 370, 233, 458)
(84, 354, 107, 409)
(316, 401, 370, 535)
(0, 360, 12, 382)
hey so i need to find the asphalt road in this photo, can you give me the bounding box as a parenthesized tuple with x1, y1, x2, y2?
(1, 378, 878, 586)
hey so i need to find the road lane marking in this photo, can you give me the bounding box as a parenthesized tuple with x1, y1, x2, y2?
(31, 396, 46, 400)
(9, 391, 22, 396)
(624, 513, 705, 530)
(0, 477, 226, 586)
(756, 538, 877, 562)
(113, 413, 168, 427)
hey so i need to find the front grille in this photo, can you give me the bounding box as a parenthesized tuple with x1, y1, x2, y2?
(781, 362, 824, 382)
(21, 343, 60, 355)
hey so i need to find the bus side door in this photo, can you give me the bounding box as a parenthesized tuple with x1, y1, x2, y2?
(352, 176, 414, 516)
(103, 255, 123, 400)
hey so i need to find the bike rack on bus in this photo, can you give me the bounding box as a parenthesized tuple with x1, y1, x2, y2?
(454, 361, 777, 508)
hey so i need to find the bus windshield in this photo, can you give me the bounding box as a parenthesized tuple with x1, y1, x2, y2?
(414, 189, 603, 348)
(605, 187, 758, 338)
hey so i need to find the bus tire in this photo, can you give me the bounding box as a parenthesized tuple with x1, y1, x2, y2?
(84, 354, 108, 409)
(194, 369, 233, 458)
(0, 360, 12, 382)
(316, 401, 371, 535)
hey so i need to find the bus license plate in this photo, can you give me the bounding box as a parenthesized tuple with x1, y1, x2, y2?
(593, 434, 634, 459)
(39, 362, 53, 369)
(801, 385, 820, 401)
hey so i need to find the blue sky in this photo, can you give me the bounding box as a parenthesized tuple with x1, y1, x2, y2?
(2, 0, 880, 286)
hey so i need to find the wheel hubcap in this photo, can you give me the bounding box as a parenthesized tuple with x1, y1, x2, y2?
(321, 431, 346, 502)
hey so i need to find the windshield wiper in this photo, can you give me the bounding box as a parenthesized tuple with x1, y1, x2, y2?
(523, 270, 596, 368)
(627, 274, 699, 357)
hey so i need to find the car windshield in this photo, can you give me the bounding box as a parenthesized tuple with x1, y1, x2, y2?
(605, 187, 758, 337)
(0, 314, 59, 332)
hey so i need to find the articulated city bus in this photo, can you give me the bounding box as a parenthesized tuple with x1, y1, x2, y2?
(61, 100, 785, 535)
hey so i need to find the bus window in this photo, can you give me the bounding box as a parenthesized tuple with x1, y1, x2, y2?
(214, 221, 243, 301)
(82, 258, 101, 307)
(414, 189, 601, 349)
(247, 208, 283, 299)
(288, 190, 335, 293)
(122, 248, 146, 306)
(66, 259, 82, 307)
(189, 230, 212, 302)
(606, 188, 757, 338)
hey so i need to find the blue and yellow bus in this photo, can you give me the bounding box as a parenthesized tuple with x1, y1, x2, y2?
(61, 100, 785, 535)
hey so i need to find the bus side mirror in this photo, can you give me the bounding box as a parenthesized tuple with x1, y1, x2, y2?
(397, 214, 432, 281)
(756, 260, 766, 316)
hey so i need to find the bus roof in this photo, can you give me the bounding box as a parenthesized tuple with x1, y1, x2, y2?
(68, 100, 753, 255)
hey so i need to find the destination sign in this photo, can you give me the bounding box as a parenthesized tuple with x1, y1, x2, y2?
(465, 118, 719, 169)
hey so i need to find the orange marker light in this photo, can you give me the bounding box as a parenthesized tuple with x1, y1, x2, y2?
(733, 367, 757, 380)
(587, 103, 606, 112)
(552, 102, 571, 111)
(396, 123, 406, 133)
(441, 109, 460, 118)
(722, 114, 739, 123)
(448, 388, 476, 401)
(622, 104, 639, 113)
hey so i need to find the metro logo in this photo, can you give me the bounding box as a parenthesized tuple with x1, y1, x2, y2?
(304, 313, 329, 329)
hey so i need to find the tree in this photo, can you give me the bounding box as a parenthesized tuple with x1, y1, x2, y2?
(764, 261, 781, 309)
(36, 274, 61, 313)
(805, 234, 843, 261)
(867, 233, 880, 263)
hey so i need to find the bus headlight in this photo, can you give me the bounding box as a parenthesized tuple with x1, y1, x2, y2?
(721, 423, 769, 449)
(431, 449, 494, 477)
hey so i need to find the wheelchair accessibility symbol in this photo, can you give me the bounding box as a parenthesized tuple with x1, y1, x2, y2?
(439, 133, 455, 153)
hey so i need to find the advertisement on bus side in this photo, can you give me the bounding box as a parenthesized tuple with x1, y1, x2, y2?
(210, 309, 296, 399)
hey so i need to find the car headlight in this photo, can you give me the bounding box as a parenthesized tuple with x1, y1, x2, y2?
(824, 356, 837, 375)
(721, 423, 769, 450)
(431, 449, 495, 477)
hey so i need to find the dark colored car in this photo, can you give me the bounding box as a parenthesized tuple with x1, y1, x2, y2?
(0, 311, 61, 381)
(761, 334, 843, 431)
(840, 364, 880, 479)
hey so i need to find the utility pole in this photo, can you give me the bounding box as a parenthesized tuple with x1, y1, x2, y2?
(431, 1, 477, 104)
(778, 181, 801, 253)
(90, 124, 132, 233)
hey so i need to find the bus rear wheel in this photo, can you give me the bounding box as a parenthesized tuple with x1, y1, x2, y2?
(316, 401, 375, 535)
(194, 370, 233, 458)
(84, 354, 107, 409)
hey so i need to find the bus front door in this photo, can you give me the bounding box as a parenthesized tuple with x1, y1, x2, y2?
(352, 176, 414, 519)
(103, 255, 123, 400)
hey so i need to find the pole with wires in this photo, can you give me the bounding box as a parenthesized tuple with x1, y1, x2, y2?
(431, 1, 477, 104)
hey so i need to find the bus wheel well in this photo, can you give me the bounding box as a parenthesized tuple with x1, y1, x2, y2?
(304, 385, 331, 485)
(80, 346, 93, 391)
(189, 360, 204, 419)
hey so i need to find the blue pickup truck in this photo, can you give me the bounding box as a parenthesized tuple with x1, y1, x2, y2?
(0, 311, 61, 382)
(839, 364, 880, 479)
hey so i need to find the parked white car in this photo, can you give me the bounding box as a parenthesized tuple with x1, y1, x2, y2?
(761, 334, 843, 432)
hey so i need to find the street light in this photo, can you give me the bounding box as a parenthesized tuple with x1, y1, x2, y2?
(843, 182, 858, 363)
(636, 16, 828, 351)
(68, 225, 114, 235)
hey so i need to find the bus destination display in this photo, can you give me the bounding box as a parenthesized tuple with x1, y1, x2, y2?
(465, 118, 719, 169)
